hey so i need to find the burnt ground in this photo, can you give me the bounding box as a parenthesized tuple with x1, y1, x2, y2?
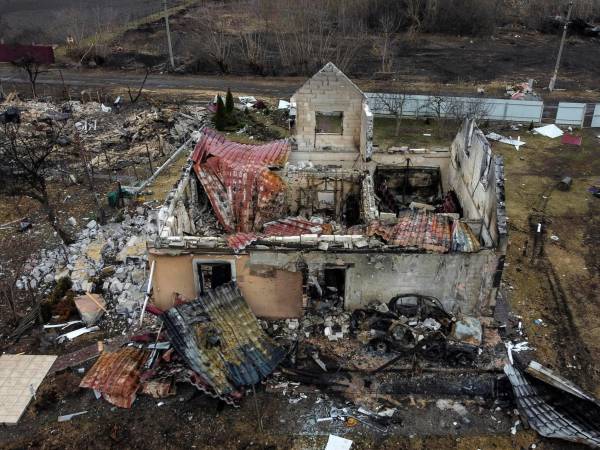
(0, 373, 541, 450)
(491, 126, 600, 395)
(108, 4, 600, 95)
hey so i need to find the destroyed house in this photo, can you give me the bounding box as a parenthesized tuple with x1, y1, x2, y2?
(148, 63, 507, 321)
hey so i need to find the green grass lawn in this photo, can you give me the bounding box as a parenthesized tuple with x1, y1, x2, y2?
(373, 116, 454, 150)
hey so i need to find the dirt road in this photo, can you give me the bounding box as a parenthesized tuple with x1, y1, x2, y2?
(0, 65, 304, 99)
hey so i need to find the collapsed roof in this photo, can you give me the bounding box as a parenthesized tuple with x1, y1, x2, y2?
(160, 282, 286, 399)
(81, 282, 284, 406)
(191, 128, 290, 233)
(505, 362, 600, 448)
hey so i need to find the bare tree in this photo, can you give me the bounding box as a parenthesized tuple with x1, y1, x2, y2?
(405, 0, 424, 35)
(12, 56, 45, 98)
(0, 237, 36, 325)
(447, 96, 492, 124)
(374, 8, 401, 73)
(127, 68, 151, 104)
(374, 86, 408, 137)
(274, 2, 334, 74)
(238, 31, 267, 75)
(420, 89, 453, 137)
(0, 120, 74, 244)
(197, 8, 233, 74)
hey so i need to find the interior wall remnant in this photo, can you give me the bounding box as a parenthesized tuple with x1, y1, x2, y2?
(448, 119, 507, 248)
(148, 252, 303, 318)
(283, 168, 363, 222)
(369, 151, 451, 193)
(156, 162, 197, 238)
(360, 102, 374, 161)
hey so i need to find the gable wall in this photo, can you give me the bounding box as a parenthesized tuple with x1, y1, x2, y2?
(293, 66, 365, 154)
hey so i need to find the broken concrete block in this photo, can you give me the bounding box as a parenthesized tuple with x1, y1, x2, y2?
(451, 316, 482, 345)
(116, 236, 147, 262)
(110, 279, 124, 294)
(74, 294, 106, 326)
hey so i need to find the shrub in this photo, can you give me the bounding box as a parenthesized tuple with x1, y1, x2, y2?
(225, 88, 234, 114)
(214, 95, 227, 131)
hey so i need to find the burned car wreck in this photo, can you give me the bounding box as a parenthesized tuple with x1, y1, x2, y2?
(351, 295, 481, 367)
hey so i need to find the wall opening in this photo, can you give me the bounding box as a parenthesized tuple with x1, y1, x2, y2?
(323, 267, 346, 305)
(196, 261, 233, 295)
(374, 166, 443, 213)
(315, 111, 343, 134)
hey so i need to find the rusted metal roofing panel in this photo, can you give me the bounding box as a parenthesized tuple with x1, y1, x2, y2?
(192, 128, 289, 167)
(160, 282, 285, 401)
(504, 363, 600, 448)
(80, 347, 149, 409)
(226, 232, 260, 252)
(0, 44, 55, 64)
(263, 217, 323, 236)
(192, 129, 290, 233)
(367, 210, 452, 253)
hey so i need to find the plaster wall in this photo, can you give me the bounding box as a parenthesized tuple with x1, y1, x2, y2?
(148, 252, 303, 318)
(249, 249, 501, 316)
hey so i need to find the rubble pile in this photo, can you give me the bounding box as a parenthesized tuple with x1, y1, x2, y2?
(1, 98, 208, 177)
(17, 205, 157, 319)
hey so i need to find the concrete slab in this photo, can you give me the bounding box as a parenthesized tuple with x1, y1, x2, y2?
(0, 354, 57, 424)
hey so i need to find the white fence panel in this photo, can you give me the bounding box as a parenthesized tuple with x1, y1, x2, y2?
(365, 93, 543, 123)
(591, 104, 600, 128)
(555, 102, 586, 127)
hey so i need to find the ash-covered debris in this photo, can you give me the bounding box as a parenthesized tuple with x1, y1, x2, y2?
(1, 98, 208, 176)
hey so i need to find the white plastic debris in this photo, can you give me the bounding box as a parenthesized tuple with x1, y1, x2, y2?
(43, 320, 83, 330)
(57, 326, 100, 343)
(511, 419, 521, 435)
(100, 104, 112, 113)
(422, 317, 441, 331)
(58, 411, 88, 422)
(377, 408, 397, 417)
(288, 394, 307, 404)
(278, 100, 291, 110)
(533, 124, 563, 139)
(486, 132, 526, 150)
(325, 434, 353, 450)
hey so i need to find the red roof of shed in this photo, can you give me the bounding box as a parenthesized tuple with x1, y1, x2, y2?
(0, 44, 54, 64)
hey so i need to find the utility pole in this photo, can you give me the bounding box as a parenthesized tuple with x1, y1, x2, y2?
(548, 0, 573, 92)
(163, 0, 175, 70)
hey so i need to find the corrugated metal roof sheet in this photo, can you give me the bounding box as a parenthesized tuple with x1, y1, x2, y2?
(504, 363, 600, 448)
(160, 282, 285, 400)
(263, 217, 323, 236)
(192, 129, 290, 233)
(80, 347, 149, 409)
(226, 232, 260, 252)
(192, 128, 289, 167)
(367, 210, 452, 253)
